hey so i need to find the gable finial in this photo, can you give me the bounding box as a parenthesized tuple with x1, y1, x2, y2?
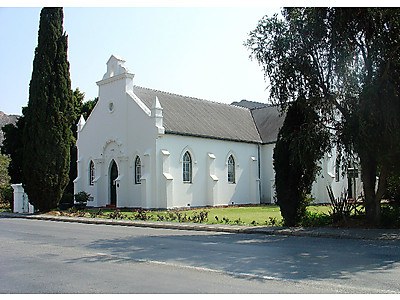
(151, 96, 164, 135)
(152, 96, 163, 110)
(77, 115, 86, 132)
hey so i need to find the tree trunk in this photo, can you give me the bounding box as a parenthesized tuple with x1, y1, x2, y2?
(360, 153, 388, 226)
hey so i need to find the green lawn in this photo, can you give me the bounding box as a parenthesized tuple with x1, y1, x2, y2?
(182, 205, 331, 225)
(203, 205, 284, 224)
(84, 204, 332, 226)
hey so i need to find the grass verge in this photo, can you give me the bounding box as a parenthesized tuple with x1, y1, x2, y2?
(54, 204, 333, 227)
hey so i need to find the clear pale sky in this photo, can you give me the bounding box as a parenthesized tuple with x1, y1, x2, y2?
(0, 4, 283, 115)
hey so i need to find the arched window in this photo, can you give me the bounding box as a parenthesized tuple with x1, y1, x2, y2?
(182, 151, 192, 183)
(89, 160, 95, 185)
(135, 156, 141, 184)
(335, 159, 340, 182)
(227, 155, 235, 183)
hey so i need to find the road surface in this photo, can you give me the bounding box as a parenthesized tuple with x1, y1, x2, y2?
(1, 217, 400, 293)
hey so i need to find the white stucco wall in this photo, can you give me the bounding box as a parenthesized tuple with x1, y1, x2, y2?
(155, 134, 260, 209)
(75, 56, 158, 208)
(312, 150, 362, 204)
(11, 184, 34, 213)
(259, 143, 362, 204)
(259, 143, 275, 204)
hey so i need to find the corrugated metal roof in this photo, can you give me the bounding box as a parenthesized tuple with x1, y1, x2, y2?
(133, 86, 263, 143)
(250, 105, 285, 144)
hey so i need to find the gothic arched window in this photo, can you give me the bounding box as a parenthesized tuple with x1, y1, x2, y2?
(182, 151, 192, 183)
(227, 155, 235, 183)
(89, 160, 95, 185)
(135, 156, 141, 184)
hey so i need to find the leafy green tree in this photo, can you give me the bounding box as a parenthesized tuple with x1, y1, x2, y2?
(0, 154, 11, 203)
(246, 8, 400, 225)
(1, 113, 25, 183)
(79, 97, 98, 121)
(64, 90, 98, 197)
(385, 172, 400, 207)
(2, 91, 97, 207)
(23, 8, 75, 212)
(273, 98, 329, 226)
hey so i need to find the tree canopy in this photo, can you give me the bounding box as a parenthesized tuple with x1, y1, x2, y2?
(1, 113, 25, 184)
(64, 89, 98, 197)
(273, 98, 330, 226)
(23, 7, 75, 212)
(246, 8, 400, 225)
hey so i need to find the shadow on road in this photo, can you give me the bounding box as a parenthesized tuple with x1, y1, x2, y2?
(65, 230, 400, 281)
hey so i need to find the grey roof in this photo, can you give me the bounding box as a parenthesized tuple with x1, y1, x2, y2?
(251, 105, 285, 144)
(231, 99, 267, 109)
(133, 85, 283, 144)
(134, 86, 262, 143)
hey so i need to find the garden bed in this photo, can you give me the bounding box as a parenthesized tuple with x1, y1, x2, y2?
(48, 204, 333, 227)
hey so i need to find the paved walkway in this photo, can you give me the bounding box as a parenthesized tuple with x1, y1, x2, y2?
(1, 212, 400, 241)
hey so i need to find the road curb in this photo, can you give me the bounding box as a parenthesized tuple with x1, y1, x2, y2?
(1, 212, 399, 241)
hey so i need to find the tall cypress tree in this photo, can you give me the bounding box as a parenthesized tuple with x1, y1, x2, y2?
(23, 8, 74, 212)
(273, 98, 330, 226)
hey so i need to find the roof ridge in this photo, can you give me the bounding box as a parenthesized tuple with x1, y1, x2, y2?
(250, 103, 278, 110)
(249, 108, 263, 142)
(133, 85, 250, 111)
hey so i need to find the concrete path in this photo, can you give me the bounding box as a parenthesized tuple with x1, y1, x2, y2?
(1, 212, 399, 241)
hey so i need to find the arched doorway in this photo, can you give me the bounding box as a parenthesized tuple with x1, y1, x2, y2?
(109, 160, 118, 206)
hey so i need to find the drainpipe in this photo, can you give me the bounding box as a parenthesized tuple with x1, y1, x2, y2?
(258, 143, 262, 203)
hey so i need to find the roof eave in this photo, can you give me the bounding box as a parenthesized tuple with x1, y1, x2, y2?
(165, 131, 262, 145)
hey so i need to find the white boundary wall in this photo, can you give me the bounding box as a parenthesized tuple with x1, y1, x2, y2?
(11, 184, 34, 213)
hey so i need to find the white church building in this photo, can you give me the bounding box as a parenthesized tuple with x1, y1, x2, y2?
(74, 55, 358, 209)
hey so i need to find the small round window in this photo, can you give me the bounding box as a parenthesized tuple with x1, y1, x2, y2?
(108, 102, 114, 112)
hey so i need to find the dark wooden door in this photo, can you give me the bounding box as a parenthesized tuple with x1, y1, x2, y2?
(110, 160, 118, 205)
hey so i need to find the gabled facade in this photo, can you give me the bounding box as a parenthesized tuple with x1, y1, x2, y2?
(74, 56, 359, 209)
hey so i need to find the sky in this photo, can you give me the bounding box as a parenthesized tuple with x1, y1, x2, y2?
(0, 3, 284, 115)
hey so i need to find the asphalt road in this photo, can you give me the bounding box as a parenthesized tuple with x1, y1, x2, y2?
(1, 217, 400, 293)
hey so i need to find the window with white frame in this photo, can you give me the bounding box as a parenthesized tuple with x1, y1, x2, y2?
(89, 160, 95, 185)
(135, 156, 141, 184)
(227, 155, 235, 183)
(182, 151, 192, 183)
(335, 159, 340, 182)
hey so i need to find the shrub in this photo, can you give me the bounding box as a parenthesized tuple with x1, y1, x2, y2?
(1, 185, 13, 209)
(168, 211, 177, 221)
(66, 207, 87, 217)
(74, 191, 90, 203)
(223, 217, 230, 224)
(108, 210, 124, 219)
(300, 211, 332, 227)
(74, 191, 89, 203)
(89, 209, 103, 218)
(380, 205, 400, 228)
(189, 210, 208, 223)
(174, 211, 182, 221)
(327, 186, 353, 222)
(59, 192, 74, 210)
(74, 191, 90, 210)
(385, 173, 400, 207)
(234, 218, 243, 225)
(134, 210, 148, 221)
(266, 217, 282, 226)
